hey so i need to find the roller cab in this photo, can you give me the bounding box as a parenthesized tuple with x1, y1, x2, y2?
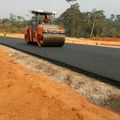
(24, 9, 65, 47)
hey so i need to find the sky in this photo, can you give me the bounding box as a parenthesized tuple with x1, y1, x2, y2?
(0, 0, 120, 19)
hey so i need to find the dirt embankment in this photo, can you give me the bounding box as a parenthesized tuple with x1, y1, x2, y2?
(10, 47, 120, 112)
(91, 37, 120, 46)
(91, 37, 120, 42)
(66, 37, 120, 46)
(0, 45, 120, 120)
(0, 33, 24, 38)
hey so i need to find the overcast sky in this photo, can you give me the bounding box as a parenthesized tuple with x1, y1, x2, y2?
(0, 0, 119, 19)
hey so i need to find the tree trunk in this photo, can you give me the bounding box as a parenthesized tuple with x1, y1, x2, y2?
(90, 21, 95, 38)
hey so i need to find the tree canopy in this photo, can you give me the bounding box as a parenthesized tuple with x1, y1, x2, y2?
(0, 14, 27, 33)
(55, 5, 120, 38)
(0, 5, 120, 38)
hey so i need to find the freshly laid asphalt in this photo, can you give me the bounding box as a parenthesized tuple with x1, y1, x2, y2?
(0, 36, 120, 83)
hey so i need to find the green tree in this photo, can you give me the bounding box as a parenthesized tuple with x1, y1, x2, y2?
(89, 9, 105, 38)
(55, 3, 81, 37)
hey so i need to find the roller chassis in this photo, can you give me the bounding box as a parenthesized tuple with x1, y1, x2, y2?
(24, 10, 65, 47)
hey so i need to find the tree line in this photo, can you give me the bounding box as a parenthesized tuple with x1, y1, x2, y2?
(0, 14, 27, 33)
(0, 5, 120, 38)
(55, 4, 120, 38)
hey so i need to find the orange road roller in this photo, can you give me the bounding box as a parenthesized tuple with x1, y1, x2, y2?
(24, 9, 65, 47)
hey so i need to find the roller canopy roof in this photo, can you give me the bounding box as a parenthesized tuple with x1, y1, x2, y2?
(31, 9, 56, 15)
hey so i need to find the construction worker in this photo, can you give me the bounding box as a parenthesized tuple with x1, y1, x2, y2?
(3, 31, 6, 37)
(37, 15, 42, 24)
(37, 15, 43, 40)
(43, 15, 50, 23)
(31, 16, 36, 30)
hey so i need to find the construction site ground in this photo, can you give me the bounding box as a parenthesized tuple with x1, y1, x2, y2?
(0, 44, 120, 120)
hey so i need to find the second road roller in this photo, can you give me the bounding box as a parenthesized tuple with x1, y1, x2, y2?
(24, 9, 65, 47)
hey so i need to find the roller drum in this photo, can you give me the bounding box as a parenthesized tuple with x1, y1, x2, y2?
(40, 34, 65, 47)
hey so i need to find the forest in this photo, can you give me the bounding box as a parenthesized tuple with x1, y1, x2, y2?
(0, 3, 120, 38)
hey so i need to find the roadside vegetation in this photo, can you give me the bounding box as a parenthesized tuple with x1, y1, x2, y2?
(0, 14, 27, 33)
(0, 3, 120, 38)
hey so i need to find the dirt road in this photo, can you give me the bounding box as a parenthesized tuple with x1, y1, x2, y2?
(0, 45, 120, 120)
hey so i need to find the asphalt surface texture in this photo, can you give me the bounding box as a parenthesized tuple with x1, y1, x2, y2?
(0, 36, 120, 84)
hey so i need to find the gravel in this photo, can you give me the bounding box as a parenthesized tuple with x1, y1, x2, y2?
(9, 48, 120, 112)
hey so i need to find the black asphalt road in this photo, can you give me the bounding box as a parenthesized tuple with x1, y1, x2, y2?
(0, 36, 120, 82)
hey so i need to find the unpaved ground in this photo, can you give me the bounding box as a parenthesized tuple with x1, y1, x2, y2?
(0, 45, 120, 120)
(0, 33, 24, 38)
(9, 46, 120, 112)
(66, 37, 120, 47)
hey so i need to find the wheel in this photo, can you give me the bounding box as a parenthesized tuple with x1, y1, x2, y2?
(25, 34, 31, 44)
(37, 35, 43, 47)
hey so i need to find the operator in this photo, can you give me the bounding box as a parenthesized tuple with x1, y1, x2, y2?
(37, 14, 42, 24)
(31, 16, 36, 30)
(37, 15, 43, 38)
(43, 15, 50, 23)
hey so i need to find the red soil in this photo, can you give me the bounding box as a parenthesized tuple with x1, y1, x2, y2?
(91, 37, 120, 42)
(0, 45, 120, 120)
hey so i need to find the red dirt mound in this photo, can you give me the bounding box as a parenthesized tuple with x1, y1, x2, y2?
(0, 45, 119, 120)
(91, 37, 120, 42)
